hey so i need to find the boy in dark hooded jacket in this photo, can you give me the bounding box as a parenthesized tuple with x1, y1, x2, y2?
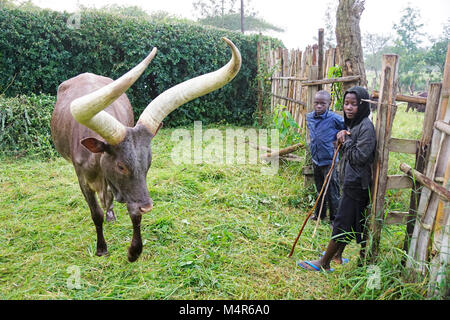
(298, 86, 376, 272)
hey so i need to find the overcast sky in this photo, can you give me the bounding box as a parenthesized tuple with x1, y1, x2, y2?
(32, 0, 449, 49)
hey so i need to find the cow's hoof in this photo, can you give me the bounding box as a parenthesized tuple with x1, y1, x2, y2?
(127, 246, 142, 262)
(96, 249, 108, 257)
(96, 244, 108, 257)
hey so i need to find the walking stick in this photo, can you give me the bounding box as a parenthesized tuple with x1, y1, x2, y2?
(288, 142, 342, 258)
(312, 167, 332, 238)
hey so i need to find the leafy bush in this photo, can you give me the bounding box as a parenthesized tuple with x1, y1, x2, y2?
(0, 94, 57, 158)
(328, 65, 343, 111)
(0, 6, 282, 127)
(271, 104, 302, 146)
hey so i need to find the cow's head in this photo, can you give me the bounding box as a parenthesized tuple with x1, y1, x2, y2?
(70, 38, 241, 216)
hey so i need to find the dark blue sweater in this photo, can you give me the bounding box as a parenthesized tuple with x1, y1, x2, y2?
(306, 110, 345, 166)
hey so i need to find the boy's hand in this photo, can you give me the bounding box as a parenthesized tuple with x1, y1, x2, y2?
(337, 130, 351, 144)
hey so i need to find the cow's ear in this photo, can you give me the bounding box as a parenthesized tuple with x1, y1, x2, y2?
(81, 138, 108, 153)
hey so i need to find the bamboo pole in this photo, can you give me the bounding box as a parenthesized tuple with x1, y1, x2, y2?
(428, 44, 450, 296)
(402, 83, 442, 255)
(408, 44, 450, 276)
(366, 54, 399, 263)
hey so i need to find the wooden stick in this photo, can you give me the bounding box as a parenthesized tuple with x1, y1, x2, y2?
(271, 76, 308, 81)
(257, 33, 263, 126)
(281, 154, 303, 161)
(434, 120, 450, 136)
(318, 28, 324, 91)
(247, 142, 304, 162)
(288, 143, 341, 258)
(312, 164, 333, 238)
(372, 90, 427, 104)
(301, 75, 361, 86)
(260, 142, 304, 159)
(271, 94, 307, 107)
(247, 141, 271, 152)
(400, 163, 450, 202)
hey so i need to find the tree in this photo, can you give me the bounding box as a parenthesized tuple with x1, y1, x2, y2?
(392, 6, 427, 94)
(240, 0, 244, 33)
(362, 32, 391, 79)
(335, 0, 367, 90)
(98, 4, 151, 19)
(193, 0, 282, 33)
(425, 19, 450, 73)
(323, 0, 337, 48)
(84, 4, 191, 24)
(197, 13, 284, 32)
(0, 0, 40, 11)
(193, 0, 252, 19)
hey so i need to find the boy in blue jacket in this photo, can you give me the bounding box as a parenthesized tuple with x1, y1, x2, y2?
(306, 90, 345, 223)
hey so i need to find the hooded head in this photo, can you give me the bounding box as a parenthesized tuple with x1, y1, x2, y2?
(343, 86, 370, 128)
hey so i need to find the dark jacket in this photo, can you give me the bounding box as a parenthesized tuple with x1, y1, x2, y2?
(340, 86, 376, 190)
(340, 117, 376, 190)
(307, 110, 345, 166)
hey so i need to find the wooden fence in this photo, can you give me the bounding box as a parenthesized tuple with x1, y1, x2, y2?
(259, 33, 449, 297)
(367, 46, 449, 298)
(260, 39, 344, 131)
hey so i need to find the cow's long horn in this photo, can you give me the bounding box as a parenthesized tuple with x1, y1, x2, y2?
(71, 48, 157, 145)
(137, 37, 241, 135)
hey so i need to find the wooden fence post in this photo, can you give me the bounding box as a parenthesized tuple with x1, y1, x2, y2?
(256, 33, 263, 125)
(365, 54, 399, 262)
(407, 44, 450, 280)
(427, 43, 450, 297)
(318, 28, 324, 91)
(402, 83, 442, 255)
(305, 66, 318, 144)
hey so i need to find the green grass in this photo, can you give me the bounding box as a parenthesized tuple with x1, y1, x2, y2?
(0, 112, 429, 299)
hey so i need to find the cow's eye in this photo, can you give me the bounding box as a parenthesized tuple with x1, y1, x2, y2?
(116, 162, 128, 174)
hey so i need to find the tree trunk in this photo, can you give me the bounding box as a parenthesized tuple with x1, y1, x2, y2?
(335, 0, 367, 91)
(240, 0, 244, 33)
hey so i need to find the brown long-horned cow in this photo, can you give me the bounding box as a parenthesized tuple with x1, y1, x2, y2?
(51, 38, 241, 262)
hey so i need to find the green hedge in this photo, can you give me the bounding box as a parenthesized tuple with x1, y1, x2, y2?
(0, 94, 56, 158)
(0, 6, 282, 127)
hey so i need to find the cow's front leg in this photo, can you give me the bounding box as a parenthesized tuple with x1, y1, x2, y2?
(128, 213, 143, 262)
(78, 181, 108, 256)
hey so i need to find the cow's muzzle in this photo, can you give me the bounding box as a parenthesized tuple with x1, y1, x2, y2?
(127, 199, 153, 215)
(139, 201, 153, 214)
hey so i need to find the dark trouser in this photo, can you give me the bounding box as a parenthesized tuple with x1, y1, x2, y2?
(313, 163, 340, 221)
(331, 187, 370, 244)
